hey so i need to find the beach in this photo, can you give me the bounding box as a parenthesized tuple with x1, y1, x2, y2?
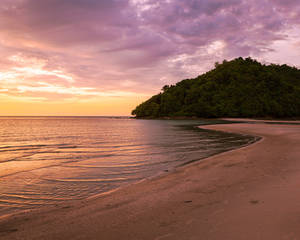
(1, 121, 300, 240)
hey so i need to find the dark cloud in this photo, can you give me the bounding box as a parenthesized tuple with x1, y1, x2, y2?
(0, 0, 132, 46)
(0, 0, 300, 100)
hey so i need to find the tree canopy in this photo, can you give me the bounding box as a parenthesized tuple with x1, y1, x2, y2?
(132, 57, 300, 118)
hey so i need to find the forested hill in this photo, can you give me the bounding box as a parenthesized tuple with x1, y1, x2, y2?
(132, 57, 300, 118)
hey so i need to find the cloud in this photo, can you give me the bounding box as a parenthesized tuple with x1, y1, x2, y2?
(0, 0, 300, 105)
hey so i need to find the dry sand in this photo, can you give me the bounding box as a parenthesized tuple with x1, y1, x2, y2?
(1, 122, 300, 240)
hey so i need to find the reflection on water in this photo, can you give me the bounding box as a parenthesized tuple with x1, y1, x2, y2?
(0, 117, 257, 215)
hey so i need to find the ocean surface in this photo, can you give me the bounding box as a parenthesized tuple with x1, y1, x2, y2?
(0, 117, 257, 216)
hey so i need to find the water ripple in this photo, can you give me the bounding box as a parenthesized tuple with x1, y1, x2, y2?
(0, 117, 256, 215)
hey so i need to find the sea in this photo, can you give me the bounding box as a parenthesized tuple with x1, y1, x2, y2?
(0, 117, 257, 216)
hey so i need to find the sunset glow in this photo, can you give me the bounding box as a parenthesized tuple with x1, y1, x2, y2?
(0, 0, 300, 116)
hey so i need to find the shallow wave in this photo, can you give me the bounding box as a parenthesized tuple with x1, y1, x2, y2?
(0, 117, 256, 215)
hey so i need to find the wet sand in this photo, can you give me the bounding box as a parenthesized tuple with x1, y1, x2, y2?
(1, 122, 300, 240)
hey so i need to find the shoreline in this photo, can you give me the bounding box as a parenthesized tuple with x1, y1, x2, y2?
(0, 120, 257, 219)
(1, 121, 300, 239)
(0, 121, 258, 220)
(133, 116, 300, 121)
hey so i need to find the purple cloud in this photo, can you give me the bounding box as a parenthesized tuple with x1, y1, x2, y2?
(0, 0, 300, 103)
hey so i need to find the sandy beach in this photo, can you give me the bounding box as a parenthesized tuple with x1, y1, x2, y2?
(1, 121, 300, 240)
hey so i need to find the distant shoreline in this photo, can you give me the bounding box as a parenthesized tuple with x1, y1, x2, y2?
(1, 116, 299, 121)
(133, 116, 300, 122)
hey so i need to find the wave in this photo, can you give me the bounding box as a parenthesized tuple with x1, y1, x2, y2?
(0, 118, 256, 216)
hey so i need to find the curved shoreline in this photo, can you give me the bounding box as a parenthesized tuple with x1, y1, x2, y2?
(1, 122, 300, 239)
(0, 121, 256, 218)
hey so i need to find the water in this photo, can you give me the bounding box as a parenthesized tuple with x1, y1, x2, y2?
(0, 117, 257, 216)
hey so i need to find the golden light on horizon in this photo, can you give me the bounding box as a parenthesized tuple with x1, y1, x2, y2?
(0, 93, 149, 116)
(0, 52, 151, 116)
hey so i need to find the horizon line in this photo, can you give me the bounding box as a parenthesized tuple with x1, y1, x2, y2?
(0, 115, 132, 117)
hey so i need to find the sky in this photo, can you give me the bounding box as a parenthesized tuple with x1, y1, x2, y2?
(0, 0, 300, 116)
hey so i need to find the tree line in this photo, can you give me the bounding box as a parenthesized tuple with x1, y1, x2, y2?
(132, 57, 300, 118)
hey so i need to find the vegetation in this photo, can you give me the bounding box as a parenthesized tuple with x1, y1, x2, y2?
(132, 57, 300, 118)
